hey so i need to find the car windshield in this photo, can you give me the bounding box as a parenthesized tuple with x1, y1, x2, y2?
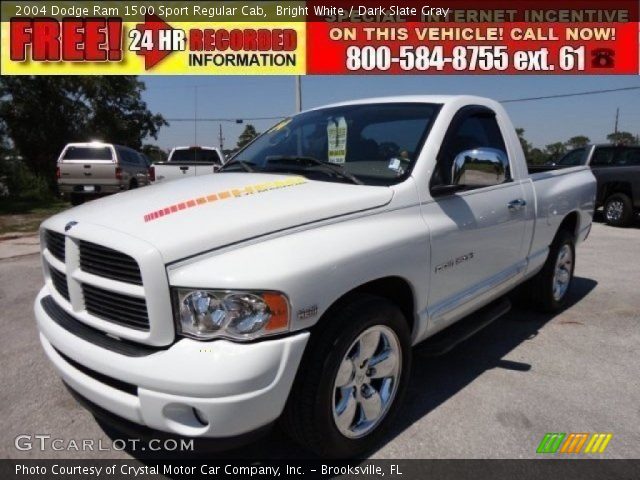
(170, 148, 221, 163)
(227, 103, 441, 185)
(556, 148, 588, 166)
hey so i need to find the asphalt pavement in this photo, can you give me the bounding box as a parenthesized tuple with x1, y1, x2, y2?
(1, 221, 638, 460)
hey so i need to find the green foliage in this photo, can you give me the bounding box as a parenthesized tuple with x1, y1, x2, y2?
(566, 135, 591, 149)
(0, 76, 167, 191)
(0, 155, 53, 201)
(237, 124, 259, 149)
(141, 144, 168, 163)
(607, 131, 636, 146)
(544, 142, 567, 162)
(515, 128, 532, 158)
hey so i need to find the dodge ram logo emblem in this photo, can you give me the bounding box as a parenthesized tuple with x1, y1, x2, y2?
(64, 221, 78, 232)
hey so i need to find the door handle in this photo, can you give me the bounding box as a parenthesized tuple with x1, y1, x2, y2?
(508, 199, 527, 211)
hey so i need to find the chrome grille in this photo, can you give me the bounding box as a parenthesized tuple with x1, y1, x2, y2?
(45, 230, 66, 262)
(79, 241, 143, 285)
(49, 268, 69, 301)
(83, 284, 150, 331)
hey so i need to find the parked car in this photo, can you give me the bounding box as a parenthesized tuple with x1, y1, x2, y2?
(36, 96, 595, 457)
(554, 144, 640, 226)
(57, 142, 153, 206)
(153, 146, 224, 183)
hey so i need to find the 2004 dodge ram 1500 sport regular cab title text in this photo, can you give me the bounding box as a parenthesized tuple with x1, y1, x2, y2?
(35, 96, 596, 457)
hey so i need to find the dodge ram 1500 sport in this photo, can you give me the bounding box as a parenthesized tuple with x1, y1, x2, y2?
(35, 96, 596, 457)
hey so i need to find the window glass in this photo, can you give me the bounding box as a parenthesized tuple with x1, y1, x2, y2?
(614, 148, 640, 166)
(433, 111, 509, 187)
(170, 148, 221, 164)
(557, 148, 587, 166)
(591, 148, 616, 166)
(63, 146, 113, 160)
(232, 103, 439, 185)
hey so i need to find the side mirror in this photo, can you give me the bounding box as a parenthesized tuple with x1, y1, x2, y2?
(451, 148, 509, 187)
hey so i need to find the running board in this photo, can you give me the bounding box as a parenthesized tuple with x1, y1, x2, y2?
(416, 297, 512, 357)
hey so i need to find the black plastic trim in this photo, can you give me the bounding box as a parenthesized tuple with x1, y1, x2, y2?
(53, 346, 138, 396)
(41, 296, 164, 357)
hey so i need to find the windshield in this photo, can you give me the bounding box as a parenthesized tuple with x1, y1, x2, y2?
(228, 103, 440, 185)
(170, 148, 221, 164)
(556, 148, 588, 166)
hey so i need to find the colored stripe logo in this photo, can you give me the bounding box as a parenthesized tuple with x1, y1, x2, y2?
(143, 176, 307, 222)
(537, 433, 613, 454)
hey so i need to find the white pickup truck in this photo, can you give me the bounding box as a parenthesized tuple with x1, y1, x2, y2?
(153, 146, 224, 183)
(35, 96, 596, 457)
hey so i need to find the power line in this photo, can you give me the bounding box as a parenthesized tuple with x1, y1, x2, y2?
(500, 86, 640, 103)
(165, 116, 286, 122)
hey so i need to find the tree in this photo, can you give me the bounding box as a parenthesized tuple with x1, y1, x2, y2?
(566, 135, 590, 149)
(515, 128, 532, 158)
(0, 76, 167, 189)
(141, 144, 167, 163)
(607, 131, 636, 146)
(237, 124, 259, 149)
(544, 142, 567, 162)
(528, 148, 549, 165)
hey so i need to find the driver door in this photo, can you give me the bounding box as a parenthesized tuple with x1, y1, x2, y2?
(422, 106, 529, 332)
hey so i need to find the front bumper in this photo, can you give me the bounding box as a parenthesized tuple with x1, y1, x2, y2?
(34, 288, 309, 438)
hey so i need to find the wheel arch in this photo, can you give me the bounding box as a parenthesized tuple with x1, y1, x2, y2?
(313, 276, 417, 338)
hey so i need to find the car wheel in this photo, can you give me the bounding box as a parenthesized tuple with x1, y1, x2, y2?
(70, 194, 84, 206)
(530, 230, 575, 313)
(604, 193, 633, 227)
(281, 294, 411, 458)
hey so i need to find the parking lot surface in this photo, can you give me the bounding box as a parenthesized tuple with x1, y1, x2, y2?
(1, 221, 639, 460)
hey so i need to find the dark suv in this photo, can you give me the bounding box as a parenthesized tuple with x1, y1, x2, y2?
(556, 145, 640, 227)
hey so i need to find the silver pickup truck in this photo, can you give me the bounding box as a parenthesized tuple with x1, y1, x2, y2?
(57, 142, 152, 205)
(36, 96, 596, 457)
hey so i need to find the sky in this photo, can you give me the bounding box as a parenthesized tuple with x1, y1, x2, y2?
(140, 75, 640, 151)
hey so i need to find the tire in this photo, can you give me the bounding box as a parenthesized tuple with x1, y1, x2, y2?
(129, 180, 138, 190)
(70, 194, 84, 206)
(529, 230, 575, 313)
(281, 294, 412, 458)
(603, 193, 633, 227)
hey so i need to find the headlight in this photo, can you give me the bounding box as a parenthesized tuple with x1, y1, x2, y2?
(174, 289, 290, 341)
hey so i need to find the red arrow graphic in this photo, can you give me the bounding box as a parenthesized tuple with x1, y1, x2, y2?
(133, 14, 176, 70)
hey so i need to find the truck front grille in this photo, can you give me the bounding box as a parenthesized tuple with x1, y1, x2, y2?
(83, 284, 150, 331)
(79, 241, 143, 285)
(45, 230, 66, 262)
(49, 268, 70, 301)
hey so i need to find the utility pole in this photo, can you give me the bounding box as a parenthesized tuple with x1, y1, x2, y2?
(218, 124, 225, 151)
(194, 86, 199, 145)
(295, 76, 302, 113)
(614, 107, 619, 135)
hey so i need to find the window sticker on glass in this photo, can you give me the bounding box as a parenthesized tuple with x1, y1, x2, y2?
(271, 118, 291, 132)
(327, 117, 347, 164)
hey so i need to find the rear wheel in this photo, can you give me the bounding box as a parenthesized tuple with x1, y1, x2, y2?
(529, 230, 575, 312)
(604, 193, 633, 227)
(282, 295, 411, 458)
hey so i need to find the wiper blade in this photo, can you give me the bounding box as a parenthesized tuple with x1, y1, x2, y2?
(266, 156, 363, 185)
(219, 159, 256, 172)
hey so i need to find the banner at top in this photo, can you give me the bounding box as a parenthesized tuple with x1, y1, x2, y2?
(1, 0, 638, 75)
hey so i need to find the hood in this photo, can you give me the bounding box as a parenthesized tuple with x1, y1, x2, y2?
(57, 173, 393, 262)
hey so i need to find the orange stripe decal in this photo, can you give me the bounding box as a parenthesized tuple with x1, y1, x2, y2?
(143, 177, 308, 223)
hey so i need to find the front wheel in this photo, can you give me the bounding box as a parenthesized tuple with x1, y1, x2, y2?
(281, 295, 411, 458)
(604, 193, 633, 227)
